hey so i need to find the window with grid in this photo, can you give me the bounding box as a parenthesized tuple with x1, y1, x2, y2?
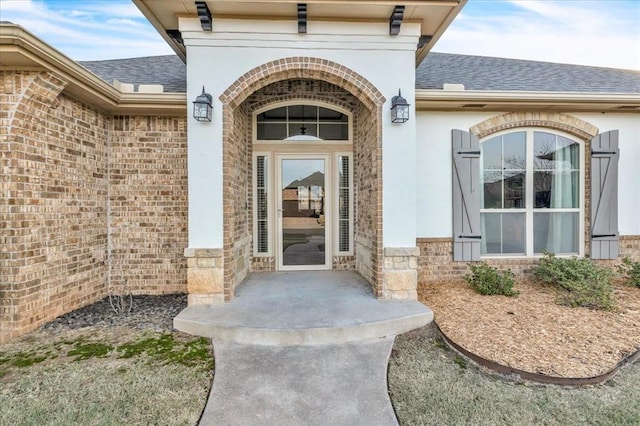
(481, 130, 582, 256)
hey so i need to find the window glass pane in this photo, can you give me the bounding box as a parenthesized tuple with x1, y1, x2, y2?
(258, 105, 349, 141)
(319, 123, 348, 140)
(556, 136, 580, 170)
(503, 132, 526, 170)
(481, 213, 525, 254)
(501, 213, 526, 254)
(534, 132, 579, 172)
(288, 123, 318, 138)
(534, 212, 579, 254)
(534, 170, 579, 208)
(257, 107, 286, 121)
(288, 105, 317, 120)
(482, 213, 501, 254)
(504, 171, 525, 208)
(482, 171, 503, 208)
(534, 131, 557, 170)
(319, 107, 347, 122)
(481, 136, 502, 170)
(257, 123, 287, 140)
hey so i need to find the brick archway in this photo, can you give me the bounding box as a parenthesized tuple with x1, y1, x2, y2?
(470, 112, 599, 140)
(219, 58, 386, 300)
(220, 57, 385, 110)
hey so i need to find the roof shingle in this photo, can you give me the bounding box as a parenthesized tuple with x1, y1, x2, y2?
(417, 52, 640, 93)
(80, 55, 186, 93)
(79, 52, 640, 95)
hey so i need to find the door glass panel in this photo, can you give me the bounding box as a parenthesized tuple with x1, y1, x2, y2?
(281, 159, 326, 266)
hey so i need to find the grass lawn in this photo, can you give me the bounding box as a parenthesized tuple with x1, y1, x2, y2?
(0, 327, 212, 426)
(388, 325, 640, 426)
(3, 309, 639, 425)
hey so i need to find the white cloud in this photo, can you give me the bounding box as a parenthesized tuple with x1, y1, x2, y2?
(434, 0, 640, 70)
(0, 0, 174, 60)
(1, 0, 638, 68)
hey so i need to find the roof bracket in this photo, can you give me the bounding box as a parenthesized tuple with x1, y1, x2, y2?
(195, 1, 212, 31)
(418, 35, 432, 49)
(389, 5, 405, 36)
(166, 30, 184, 46)
(298, 4, 307, 34)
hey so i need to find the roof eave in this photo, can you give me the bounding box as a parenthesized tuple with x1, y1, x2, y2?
(415, 89, 640, 112)
(132, 0, 187, 63)
(415, 0, 466, 66)
(0, 23, 187, 116)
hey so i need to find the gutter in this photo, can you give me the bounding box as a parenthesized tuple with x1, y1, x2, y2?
(415, 89, 640, 112)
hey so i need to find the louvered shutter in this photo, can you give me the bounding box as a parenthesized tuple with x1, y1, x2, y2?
(452, 129, 481, 261)
(591, 130, 619, 260)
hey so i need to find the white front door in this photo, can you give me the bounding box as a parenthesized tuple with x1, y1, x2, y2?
(277, 155, 331, 270)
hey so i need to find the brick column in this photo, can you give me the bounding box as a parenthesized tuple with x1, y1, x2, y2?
(185, 248, 224, 305)
(383, 247, 419, 300)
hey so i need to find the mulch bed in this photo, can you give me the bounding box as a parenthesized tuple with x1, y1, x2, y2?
(419, 280, 640, 378)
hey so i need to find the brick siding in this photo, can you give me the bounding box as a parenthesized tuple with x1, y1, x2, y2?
(218, 58, 385, 300)
(417, 236, 640, 285)
(1, 71, 188, 343)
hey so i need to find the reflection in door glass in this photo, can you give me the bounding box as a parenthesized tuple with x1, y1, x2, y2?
(281, 159, 326, 266)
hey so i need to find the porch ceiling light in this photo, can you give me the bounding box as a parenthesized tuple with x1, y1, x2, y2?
(193, 86, 213, 122)
(390, 89, 410, 123)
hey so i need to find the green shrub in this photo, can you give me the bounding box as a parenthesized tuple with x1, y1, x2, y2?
(618, 257, 640, 288)
(464, 263, 518, 297)
(533, 252, 615, 310)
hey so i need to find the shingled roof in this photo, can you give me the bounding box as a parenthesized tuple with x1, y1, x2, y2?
(80, 55, 186, 93)
(417, 52, 640, 93)
(79, 52, 640, 95)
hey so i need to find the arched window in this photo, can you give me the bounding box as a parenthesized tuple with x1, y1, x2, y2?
(256, 104, 349, 141)
(480, 129, 584, 256)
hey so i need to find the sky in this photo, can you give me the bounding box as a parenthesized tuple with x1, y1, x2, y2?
(1, 0, 639, 70)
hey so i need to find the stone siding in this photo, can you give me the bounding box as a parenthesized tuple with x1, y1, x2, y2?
(383, 247, 419, 300)
(185, 248, 224, 305)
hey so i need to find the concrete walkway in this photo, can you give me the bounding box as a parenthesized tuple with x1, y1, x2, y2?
(200, 338, 398, 425)
(174, 272, 432, 426)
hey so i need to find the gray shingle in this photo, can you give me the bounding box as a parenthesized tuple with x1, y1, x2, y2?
(78, 52, 640, 95)
(80, 55, 186, 93)
(417, 52, 640, 93)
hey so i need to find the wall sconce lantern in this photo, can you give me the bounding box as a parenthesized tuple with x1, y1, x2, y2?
(193, 86, 213, 122)
(390, 89, 410, 123)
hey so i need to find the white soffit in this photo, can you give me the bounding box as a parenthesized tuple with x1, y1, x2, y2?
(133, 0, 466, 64)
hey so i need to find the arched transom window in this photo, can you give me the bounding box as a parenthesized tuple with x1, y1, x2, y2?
(480, 129, 584, 256)
(256, 104, 349, 141)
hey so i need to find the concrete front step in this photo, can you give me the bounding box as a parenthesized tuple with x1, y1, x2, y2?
(173, 271, 433, 346)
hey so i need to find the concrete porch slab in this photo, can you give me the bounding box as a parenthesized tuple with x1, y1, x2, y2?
(174, 271, 433, 346)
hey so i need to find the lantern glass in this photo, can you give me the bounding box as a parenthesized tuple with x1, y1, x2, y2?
(390, 89, 410, 123)
(193, 87, 213, 122)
